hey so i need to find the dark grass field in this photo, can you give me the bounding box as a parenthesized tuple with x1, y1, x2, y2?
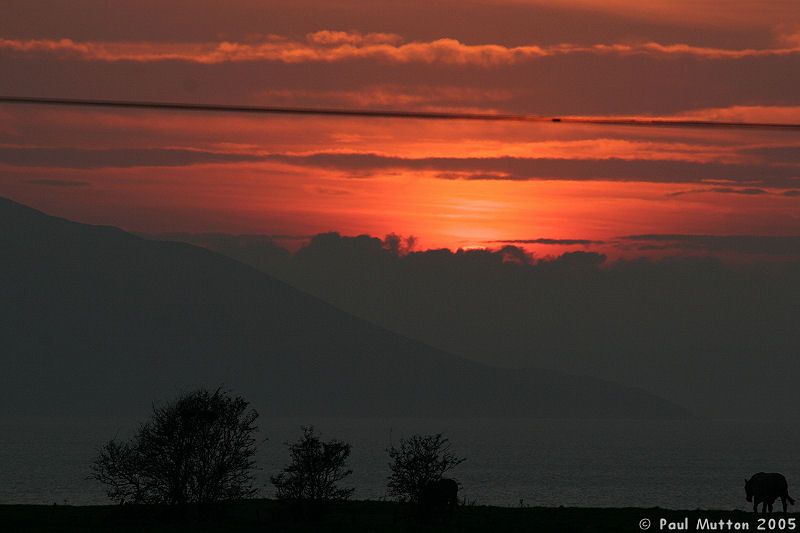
(1, 500, 794, 532)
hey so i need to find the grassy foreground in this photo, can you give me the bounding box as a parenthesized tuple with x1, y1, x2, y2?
(0, 500, 792, 532)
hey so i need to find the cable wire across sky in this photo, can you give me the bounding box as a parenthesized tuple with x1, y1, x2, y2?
(2, 95, 800, 132)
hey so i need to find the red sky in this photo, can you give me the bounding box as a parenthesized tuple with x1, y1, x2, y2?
(1, 0, 799, 259)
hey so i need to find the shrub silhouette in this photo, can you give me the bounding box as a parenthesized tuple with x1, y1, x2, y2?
(387, 433, 465, 503)
(90, 388, 259, 509)
(271, 426, 354, 506)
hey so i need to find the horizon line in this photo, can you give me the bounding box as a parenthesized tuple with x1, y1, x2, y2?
(2, 95, 800, 131)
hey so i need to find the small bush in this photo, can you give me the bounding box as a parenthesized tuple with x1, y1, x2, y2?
(387, 433, 465, 503)
(271, 426, 354, 505)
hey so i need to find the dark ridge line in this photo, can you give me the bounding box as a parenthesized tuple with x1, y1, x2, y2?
(2, 96, 800, 131)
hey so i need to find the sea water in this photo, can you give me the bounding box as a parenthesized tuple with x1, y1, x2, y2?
(1, 417, 797, 510)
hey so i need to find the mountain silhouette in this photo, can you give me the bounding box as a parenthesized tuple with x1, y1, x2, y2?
(0, 197, 689, 418)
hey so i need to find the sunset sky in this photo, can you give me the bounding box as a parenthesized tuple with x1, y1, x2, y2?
(2, 0, 800, 259)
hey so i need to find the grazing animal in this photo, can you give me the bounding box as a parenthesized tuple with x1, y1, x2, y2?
(419, 478, 459, 523)
(745, 472, 795, 514)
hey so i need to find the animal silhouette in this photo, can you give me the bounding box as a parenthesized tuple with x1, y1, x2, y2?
(745, 472, 795, 514)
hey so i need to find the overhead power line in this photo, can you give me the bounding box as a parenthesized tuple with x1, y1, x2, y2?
(1, 95, 799, 131)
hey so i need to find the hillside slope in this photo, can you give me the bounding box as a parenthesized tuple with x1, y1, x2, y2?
(0, 197, 689, 418)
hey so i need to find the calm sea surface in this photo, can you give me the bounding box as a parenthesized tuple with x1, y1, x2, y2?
(1, 417, 798, 509)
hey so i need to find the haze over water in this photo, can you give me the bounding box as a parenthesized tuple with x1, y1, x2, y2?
(3, 417, 798, 510)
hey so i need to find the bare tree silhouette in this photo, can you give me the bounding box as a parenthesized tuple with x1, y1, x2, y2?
(387, 433, 464, 503)
(91, 388, 259, 512)
(271, 426, 354, 510)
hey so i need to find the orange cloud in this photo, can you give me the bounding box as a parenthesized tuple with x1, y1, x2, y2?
(305, 30, 403, 46)
(497, 0, 800, 30)
(676, 105, 800, 123)
(1, 105, 788, 168)
(257, 85, 515, 112)
(3, 33, 800, 65)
